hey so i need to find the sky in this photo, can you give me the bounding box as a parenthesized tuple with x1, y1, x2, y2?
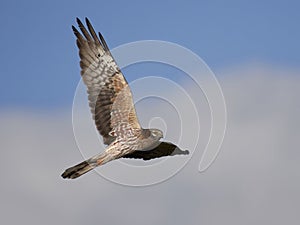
(1, 1, 300, 225)
(0, 0, 299, 109)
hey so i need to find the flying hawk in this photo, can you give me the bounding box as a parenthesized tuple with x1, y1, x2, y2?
(62, 18, 189, 179)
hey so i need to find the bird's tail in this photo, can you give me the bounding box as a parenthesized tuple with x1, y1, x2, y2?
(61, 151, 114, 179)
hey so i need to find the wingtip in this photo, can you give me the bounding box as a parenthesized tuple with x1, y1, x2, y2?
(85, 17, 92, 29)
(98, 31, 103, 39)
(71, 25, 79, 34)
(76, 17, 84, 27)
(85, 17, 90, 25)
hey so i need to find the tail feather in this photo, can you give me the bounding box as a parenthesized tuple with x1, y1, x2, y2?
(61, 160, 95, 179)
(61, 151, 114, 179)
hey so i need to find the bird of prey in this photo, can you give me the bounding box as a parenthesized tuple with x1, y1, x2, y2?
(61, 18, 189, 179)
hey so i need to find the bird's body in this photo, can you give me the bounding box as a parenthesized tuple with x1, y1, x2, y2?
(61, 18, 188, 179)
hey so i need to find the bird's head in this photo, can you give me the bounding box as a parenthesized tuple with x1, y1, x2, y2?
(149, 128, 164, 141)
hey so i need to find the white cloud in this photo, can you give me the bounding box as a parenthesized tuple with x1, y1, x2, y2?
(0, 65, 299, 225)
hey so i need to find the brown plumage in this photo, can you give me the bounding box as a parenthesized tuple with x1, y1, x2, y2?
(61, 18, 188, 179)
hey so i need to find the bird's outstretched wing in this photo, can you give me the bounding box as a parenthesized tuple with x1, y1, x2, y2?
(123, 142, 189, 160)
(73, 18, 141, 145)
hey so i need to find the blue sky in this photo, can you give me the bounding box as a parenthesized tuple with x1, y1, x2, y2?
(0, 0, 299, 109)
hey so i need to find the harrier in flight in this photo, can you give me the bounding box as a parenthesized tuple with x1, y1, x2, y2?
(62, 18, 189, 179)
